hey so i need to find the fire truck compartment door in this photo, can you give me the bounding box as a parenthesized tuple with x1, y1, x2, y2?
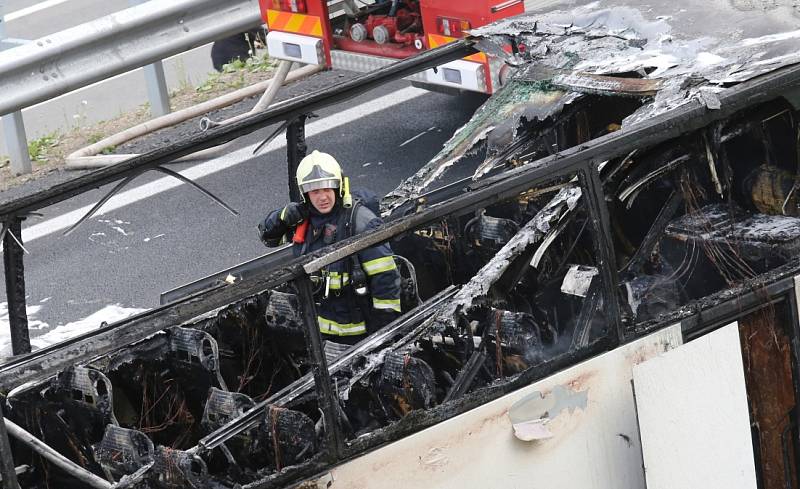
(425, 59, 486, 93)
(632, 323, 758, 489)
(266, 31, 323, 65)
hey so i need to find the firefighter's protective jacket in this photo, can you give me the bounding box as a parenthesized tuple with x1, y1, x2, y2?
(260, 199, 401, 337)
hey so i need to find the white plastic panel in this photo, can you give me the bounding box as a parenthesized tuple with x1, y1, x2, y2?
(305, 324, 683, 489)
(425, 59, 487, 93)
(266, 31, 324, 65)
(633, 323, 757, 489)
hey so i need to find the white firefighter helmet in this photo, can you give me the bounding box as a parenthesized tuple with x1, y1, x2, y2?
(296, 150, 343, 198)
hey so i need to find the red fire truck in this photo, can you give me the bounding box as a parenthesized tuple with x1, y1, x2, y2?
(260, 0, 525, 93)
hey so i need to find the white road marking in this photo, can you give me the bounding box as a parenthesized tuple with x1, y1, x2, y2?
(22, 86, 428, 243)
(5, 0, 72, 22)
(399, 126, 437, 147)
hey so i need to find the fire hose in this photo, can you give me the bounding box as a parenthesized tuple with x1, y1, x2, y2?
(65, 60, 322, 169)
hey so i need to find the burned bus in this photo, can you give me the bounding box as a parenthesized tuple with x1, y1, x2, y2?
(2, 1, 800, 488)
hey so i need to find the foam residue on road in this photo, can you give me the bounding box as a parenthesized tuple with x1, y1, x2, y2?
(0, 304, 147, 360)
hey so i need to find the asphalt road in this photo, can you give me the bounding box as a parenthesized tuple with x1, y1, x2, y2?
(5, 76, 486, 331)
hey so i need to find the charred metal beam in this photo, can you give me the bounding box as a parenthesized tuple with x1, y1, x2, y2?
(630, 259, 800, 341)
(552, 73, 662, 97)
(788, 276, 800, 486)
(620, 190, 683, 274)
(0, 40, 475, 221)
(287, 115, 308, 204)
(153, 166, 239, 216)
(62, 173, 140, 236)
(294, 275, 343, 460)
(617, 154, 690, 204)
(579, 166, 623, 344)
(0, 263, 301, 391)
(252, 119, 291, 156)
(160, 245, 294, 304)
(570, 282, 602, 350)
(3, 218, 30, 355)
(64, 166, 238, 237)
(241, 455, 329, 489)
(443, 349, 487, 403)
(4, 416, 112, 489)
(0, 404, 18, 489)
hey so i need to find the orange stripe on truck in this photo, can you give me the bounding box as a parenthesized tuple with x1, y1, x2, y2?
(300, 15, 322, 37)
(428, 34, 487, 63)
(266, 9, 323, 37)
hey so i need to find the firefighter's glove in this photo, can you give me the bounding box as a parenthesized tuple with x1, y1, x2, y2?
(280, 202, 308, 226)
(257, 220, 280, 247)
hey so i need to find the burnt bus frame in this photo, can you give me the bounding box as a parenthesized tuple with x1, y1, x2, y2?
(4, 33, 800, 390)
(3, 37, 800, 488)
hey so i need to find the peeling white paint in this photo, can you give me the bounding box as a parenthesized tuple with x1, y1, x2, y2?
(317, 325, 683, 488)
(420, 447, 449, 468)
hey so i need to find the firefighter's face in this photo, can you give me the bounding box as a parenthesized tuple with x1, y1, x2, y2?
(308, 188, 336, 214)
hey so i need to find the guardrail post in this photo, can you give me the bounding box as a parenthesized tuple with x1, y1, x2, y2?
(129, 0, 171, 117)
(287, 115, 308, 203)
(2, 113, 30, 176)
(3, 218, 30, 355)
(0, 3, 31, 175)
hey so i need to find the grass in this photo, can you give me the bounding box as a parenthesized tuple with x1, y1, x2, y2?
(27, 133, 61, 163)
(196, 54, 276, 94)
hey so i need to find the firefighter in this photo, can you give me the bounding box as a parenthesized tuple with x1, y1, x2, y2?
(258, 150, 401, 344)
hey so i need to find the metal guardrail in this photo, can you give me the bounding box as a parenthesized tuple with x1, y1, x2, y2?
(0, 0, 262, 118)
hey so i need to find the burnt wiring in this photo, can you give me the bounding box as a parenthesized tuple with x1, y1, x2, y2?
(235, 319, 264, 394)
(393, 254, 422, 305)
(268, 405, 284, 472)
(680, 172, 759, 286)
(138, 375, 195, 448)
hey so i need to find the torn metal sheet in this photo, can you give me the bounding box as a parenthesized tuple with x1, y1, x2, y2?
(560, 265, 599, 297)
(388, 0, 800, 211)
(552, 73, 663, 97)
(383, 83, 580, 212)
(508, 384, 589, 441)
(436, 186, 581, 327)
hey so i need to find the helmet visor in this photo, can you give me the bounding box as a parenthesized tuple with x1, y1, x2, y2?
(300, 179, 340, 193)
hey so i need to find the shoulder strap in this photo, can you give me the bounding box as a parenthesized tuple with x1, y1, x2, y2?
(339, 198, 362, 240)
